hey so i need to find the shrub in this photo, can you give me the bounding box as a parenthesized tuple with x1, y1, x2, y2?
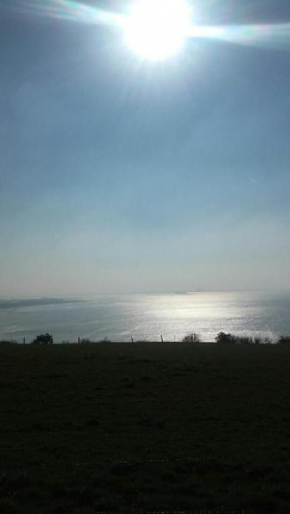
(182, 333, 201, 343)
(99, 337, 111, 343)
(79, 338, 92, 344)
(215, 333, 272, 345)
(278, 336, 290, 344)
(236, 336, 253, 345)
(263, 337, 273, 345)
(215, 332, 236, 344)
(31, 333, 53, 345)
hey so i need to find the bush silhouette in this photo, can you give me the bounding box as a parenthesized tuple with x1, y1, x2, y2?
(215, 333, 273, 345)
(99, 337, 111, 343)
(32, 333, 53, 345)
(236, 336, 253, 345)
(263, 337, 273, 345)
(278, 336, 290, 344)
(182, 333, 201, 343)
(215, 332, 236, 344)
(79, 338, 92, 344)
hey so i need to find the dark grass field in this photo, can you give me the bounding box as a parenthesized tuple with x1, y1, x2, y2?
(1, 342, 290, 513)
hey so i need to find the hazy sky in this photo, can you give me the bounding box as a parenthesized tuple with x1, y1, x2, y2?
(1, 0, 290, 297)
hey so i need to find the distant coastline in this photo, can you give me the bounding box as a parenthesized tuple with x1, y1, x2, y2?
(174, 290, 205, 295)
(0, 298, 82, 310)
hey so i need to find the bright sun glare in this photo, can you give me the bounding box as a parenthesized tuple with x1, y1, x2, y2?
(124, 0, 192, 61)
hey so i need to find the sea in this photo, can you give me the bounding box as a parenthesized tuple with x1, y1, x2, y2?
(1, 291, 290, 344)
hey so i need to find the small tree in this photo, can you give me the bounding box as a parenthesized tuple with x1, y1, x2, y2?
(278, 336, 290, 344)
(182, 333, 201, 343)
(215, 332, 236, 344)
(236, 336, 253, 345)
(99, 337, 111, 343)
(32, 333, 53, 345)
(263, 337, 273, 345)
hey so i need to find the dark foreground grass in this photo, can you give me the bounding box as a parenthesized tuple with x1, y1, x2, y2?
(1, 342, 290, 513)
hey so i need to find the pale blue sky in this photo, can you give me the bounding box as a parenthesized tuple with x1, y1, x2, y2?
(1, 0, 290, 296)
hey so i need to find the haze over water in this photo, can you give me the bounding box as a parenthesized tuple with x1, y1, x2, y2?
(1, 291, 290, 343)
(2, 2, 290, 303)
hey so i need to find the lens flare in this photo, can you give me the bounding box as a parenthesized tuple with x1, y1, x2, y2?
(190, 23, 290, 51)
(124, 0, 192, 61)
(7, 1, 290, 56)
(10, 0, 125, 28)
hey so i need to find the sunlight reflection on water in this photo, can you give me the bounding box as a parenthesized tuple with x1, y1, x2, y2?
(0, 291, 290, 343)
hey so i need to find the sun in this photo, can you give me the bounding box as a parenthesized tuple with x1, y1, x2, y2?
(124, 0, 192, 61)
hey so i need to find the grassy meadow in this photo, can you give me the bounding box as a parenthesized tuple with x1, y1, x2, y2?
(1, 341, 290, 513)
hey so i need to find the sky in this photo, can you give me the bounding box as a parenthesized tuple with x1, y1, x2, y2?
(1, 0, 290, 297)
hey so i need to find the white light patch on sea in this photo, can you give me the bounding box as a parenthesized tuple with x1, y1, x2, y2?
(0, 292, 290, 343)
